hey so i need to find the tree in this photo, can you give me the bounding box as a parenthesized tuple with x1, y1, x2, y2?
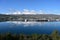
(51, 30, 59, 40)
(19, 34, 25, 40)
(12, 34, 19, 40)
(31, 34, 38, 40)
(5, 33, 12, 40)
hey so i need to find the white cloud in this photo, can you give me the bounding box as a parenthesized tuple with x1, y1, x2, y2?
(23, 9, 29, 12)
(5, 9, 45, 15)
(39, 10, 45, 14)
(5, 11, 21, 15)
(12, 11, 21, 14)
(30, 10, 37, 14)
(22, 9, 37, 14)
(22, 9, 30, 14)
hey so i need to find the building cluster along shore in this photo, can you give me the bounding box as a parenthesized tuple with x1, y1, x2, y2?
(0, 14, 60, 22)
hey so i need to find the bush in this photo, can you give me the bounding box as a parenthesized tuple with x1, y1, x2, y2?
(0, 30, 59, 40)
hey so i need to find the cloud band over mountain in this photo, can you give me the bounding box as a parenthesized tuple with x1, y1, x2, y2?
(5, 9, 45, 15)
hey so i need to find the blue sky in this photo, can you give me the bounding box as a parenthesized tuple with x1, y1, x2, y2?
(0, 0, 60, 14)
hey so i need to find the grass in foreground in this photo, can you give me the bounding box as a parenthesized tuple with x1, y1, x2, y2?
(0, 30, 60, 40)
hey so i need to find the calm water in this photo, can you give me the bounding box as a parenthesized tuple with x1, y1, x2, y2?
(0, 21, 60, 34)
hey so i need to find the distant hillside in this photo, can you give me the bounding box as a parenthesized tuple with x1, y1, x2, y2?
(0, 14, 60, 21)
(10, 14, 60, 19)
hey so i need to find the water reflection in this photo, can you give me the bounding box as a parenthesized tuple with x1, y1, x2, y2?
(0, 21, 60, 34)
(6, 21, 46, 27)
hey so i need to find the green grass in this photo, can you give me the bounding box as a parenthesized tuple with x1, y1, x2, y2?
(0, 30, 60, 40)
